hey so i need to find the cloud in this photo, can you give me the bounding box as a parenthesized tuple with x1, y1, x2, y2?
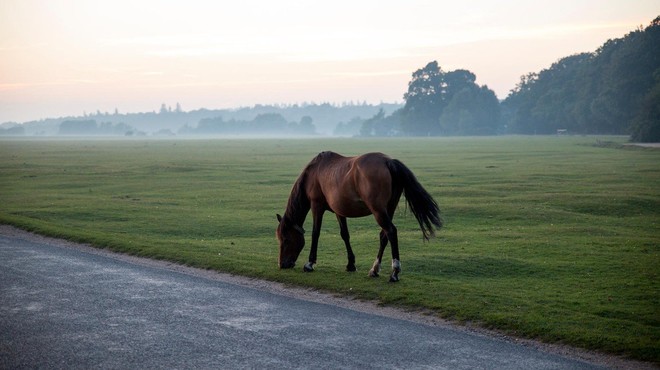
(0, 79, 102, 91)
(141, 71, 165, 76)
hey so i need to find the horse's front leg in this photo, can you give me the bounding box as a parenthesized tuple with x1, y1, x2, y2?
(337, 215, 356, 272)
(304, 207, 324, 272)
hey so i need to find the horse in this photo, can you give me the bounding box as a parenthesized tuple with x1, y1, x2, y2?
(276, 151, 442, 282)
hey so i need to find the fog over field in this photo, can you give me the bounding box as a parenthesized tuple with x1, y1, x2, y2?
(2, 2, 659, 364)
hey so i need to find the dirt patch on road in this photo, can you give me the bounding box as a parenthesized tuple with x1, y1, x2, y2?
(1, 224, 655, 370)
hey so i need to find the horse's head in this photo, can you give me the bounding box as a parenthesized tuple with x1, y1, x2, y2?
(276, 214, 305, 269)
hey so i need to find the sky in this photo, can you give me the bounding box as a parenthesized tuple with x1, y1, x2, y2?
(1, 0, 658, 123)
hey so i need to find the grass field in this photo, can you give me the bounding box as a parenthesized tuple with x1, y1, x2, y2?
(1, 136, 658, 362)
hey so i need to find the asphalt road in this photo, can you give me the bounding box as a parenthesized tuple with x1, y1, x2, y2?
(0, 227, 607, 369)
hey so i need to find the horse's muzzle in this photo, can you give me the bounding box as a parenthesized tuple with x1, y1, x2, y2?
(279, 260, 295, 269)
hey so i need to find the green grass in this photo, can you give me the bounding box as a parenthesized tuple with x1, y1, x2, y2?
(1, 136, 658, 362)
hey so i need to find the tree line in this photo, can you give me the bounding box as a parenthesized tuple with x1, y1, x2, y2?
(503, 16, 659, 141)
(13, 113, 318, 137)
(58, 120, 136, 136)
(179, 113, 316, 135)
(2, 17, 657, 140)
(362, 16, 659, 141)
(0, 102, 400, 137)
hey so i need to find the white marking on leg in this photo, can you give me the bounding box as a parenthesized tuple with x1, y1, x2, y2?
(369, 259, 381, 277)
(392, 259, 401, 272)
(372, 259, 381, 273)
(389, 259, 401, 282)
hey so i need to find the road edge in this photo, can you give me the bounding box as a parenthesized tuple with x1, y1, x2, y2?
(1, 224, 655, 370)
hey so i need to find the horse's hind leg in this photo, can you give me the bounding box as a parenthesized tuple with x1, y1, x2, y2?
(371, 211, 400, 282)
(368, 230, 387, 277)
(337, 216, 356, 272)
(385, 198, 401, 282)
(387, 224, 401, 282)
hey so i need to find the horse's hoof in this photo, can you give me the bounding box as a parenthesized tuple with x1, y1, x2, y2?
(303, 262, 315, 272)
(368, 270, 379, 278)
(346, 264, 357, 272)
(389, 275, 400, 282)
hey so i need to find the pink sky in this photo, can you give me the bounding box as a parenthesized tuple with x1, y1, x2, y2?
(1, 0, 658, 123)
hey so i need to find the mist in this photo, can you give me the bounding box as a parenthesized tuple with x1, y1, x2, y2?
(0, 102, 402, 138)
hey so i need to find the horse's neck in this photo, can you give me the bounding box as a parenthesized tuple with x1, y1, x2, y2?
(285, 183, 310, 227)
(285, 199, 309, 227)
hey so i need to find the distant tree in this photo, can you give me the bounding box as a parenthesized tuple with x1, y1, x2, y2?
(401, 61, 500, 135)
(252, 113, 287, 132)
(197, 117, 227, 134)
(444, 69, 477, 98)
(58, 120, 135, 136)
(360, 109, 384, 136)
(0, 125, 25, 136)
(503, 16, 660, 136)
(112, 122, 134, 135)
(59, 120, 98, 135)
(503, 53, 591, 134)
(439, 85, 500, 135)
(401, 61, 445, 135)
(630, 77, 660, 142)
(296, 116, 316, 134)
(333, 117, 364, 136)
(359, 109, 402, 136)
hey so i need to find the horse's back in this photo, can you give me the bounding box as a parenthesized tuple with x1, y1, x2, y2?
(352, 153, 394, 203)
(354, 152, 390, 169)
(309, 152, 393, 217)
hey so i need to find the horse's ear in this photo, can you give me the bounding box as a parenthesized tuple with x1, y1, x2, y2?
(277, 214, 282, 223)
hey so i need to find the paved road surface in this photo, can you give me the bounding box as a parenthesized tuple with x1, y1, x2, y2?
(0, 227, 607, 369)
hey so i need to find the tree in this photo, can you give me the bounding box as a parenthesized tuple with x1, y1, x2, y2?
(440, 85, 501, 135)
(444, 69, 476, 98)
(503, 17, 660, 136)
(252, 113, 287, 132)
(0, 125, 25, 136)
(59, 120, 98, 135)
(630, 76, 660, 142)
(401, 61, 500, 136)
(297, 116, 316, 134)
(401, 61, 445, 135)
(359, 110, 382, 137)
(504, 53, 591, 134)
(333, 117, 364, 136)
(359, 109, 402, 137)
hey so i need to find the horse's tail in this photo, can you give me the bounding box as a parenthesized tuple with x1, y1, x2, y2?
(387, 159, 442, 240)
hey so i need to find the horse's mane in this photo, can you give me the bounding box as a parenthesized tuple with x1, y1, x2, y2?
(283, 153, 322, 224)
(284, 151, 341, 225)
(284, 171, 308, 224)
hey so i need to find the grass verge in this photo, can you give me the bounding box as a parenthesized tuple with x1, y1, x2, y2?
(1, 136, 658, 362)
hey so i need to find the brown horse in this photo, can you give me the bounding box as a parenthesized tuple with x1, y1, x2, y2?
(276, 151, 441, 282)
